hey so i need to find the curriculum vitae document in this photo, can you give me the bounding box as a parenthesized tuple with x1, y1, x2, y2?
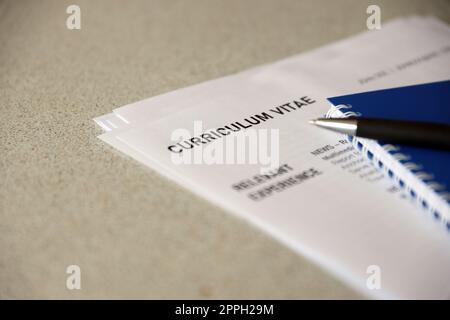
(96, 17, 450, 299)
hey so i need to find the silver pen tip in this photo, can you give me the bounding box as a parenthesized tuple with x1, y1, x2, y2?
(308, 117, 358, 135)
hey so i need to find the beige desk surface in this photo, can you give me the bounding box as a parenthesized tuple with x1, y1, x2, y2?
(1, 0, 449, 299)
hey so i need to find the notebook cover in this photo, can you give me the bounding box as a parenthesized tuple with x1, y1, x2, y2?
(328, 80, 450, 211)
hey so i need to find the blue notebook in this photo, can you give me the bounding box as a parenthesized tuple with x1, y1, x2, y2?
(327, 80, 450, 230)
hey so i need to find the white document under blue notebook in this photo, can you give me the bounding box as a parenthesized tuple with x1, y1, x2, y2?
(327, 80, 450, 228)
(94, 17, 450, 299)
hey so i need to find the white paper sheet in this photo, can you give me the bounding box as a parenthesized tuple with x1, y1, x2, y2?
(96, 17, 450, 299)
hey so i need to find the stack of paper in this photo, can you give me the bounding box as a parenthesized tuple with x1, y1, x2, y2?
(94, 17, 450, 299)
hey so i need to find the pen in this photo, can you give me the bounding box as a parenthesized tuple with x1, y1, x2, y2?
(309, 117, 450, 150)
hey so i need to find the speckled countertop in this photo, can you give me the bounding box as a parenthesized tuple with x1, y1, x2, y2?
(1, 0, 449, 298)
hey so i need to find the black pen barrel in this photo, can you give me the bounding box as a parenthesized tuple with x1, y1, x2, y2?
(355, 118, 450, 149)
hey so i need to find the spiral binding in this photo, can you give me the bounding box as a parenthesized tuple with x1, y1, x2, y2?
(326, 104, 450, 231)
